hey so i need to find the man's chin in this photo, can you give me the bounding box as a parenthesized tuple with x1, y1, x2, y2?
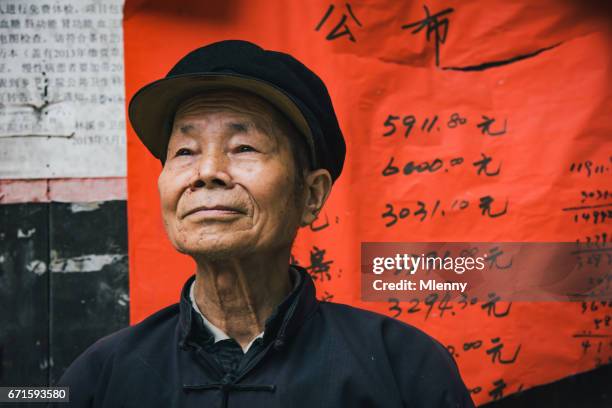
(176, 240, 254, 261)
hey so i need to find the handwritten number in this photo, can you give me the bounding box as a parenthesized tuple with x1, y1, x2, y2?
(402, 115, 416, 137)
(407, 298, 421, 314)
(383, 115, 399, 136)
(382, 204, 398, 227)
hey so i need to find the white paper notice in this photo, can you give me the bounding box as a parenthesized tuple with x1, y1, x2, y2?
(0, 0, 126, 178)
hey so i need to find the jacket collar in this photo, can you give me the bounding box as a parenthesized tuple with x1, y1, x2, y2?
(178, 264, 318, 351)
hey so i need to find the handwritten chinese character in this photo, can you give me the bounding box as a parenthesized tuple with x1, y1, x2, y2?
(310, 212, 330, 232)
(477, 115, 507, 136)
(401, 5, 454, 67)
(486, 337, 521, 364)
(479, 195, 508, 218)
(472, 153, 501, 177)
(488, 379, 507, 400)
(484, 247, 513, 270)
(305, 246, 334, 281)
(315, 3, 363, 42)
(481, 293, 512, 317)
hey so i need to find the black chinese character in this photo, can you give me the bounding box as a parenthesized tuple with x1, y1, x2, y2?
(477, 115, 507, 136)
(486, 337, 521, 364)
(315, 3, 363, 42)
(473, 153, 501, 177)
(401, 5, 454, 67)
(479, 195, 508, 218)
(305, 246, 334, 281)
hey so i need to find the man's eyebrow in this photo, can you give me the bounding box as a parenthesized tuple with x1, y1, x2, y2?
(177, 123, 195, 134)
(172, 118, 277, 141)
(227, 121, 251, 133)
(226, 120, 276, 141)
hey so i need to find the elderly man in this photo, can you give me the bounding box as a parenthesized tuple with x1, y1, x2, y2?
(54, 40, 474, 408)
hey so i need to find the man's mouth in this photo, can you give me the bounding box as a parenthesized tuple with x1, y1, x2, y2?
(183, 205, 245, 219)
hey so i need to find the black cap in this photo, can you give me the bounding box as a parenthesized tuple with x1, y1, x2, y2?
(128, 40, 346, 182)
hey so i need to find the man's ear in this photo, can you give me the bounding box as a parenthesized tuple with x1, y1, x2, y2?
(300, 169, 333, 227)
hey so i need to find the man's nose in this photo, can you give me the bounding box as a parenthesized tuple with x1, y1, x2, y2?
(189, 148, 233, 190)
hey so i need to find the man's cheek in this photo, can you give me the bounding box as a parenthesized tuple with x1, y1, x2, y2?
(168, 220, 190, 253)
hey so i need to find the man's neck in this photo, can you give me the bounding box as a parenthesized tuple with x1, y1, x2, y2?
(192, 254, 293, 350)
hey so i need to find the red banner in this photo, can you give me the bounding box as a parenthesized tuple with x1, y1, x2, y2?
(125, 0, 612, 404)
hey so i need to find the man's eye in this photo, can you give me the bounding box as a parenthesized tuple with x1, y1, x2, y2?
(175, 148, 192, 157)
(236, 145, 256, 153)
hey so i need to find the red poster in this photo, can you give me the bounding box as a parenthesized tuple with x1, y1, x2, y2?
(124, 1, 612, 404)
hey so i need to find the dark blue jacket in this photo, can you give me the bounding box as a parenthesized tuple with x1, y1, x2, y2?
(52, 266, 474, 407)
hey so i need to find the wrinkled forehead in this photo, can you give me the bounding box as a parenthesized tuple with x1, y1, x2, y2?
(172, 89, 281, 128)
(162, 89, 300, 162)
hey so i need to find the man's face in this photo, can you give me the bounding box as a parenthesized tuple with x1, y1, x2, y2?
(158, 90, 306, 259)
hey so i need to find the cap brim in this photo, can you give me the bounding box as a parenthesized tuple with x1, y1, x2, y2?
(128, 73, 316, 165)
